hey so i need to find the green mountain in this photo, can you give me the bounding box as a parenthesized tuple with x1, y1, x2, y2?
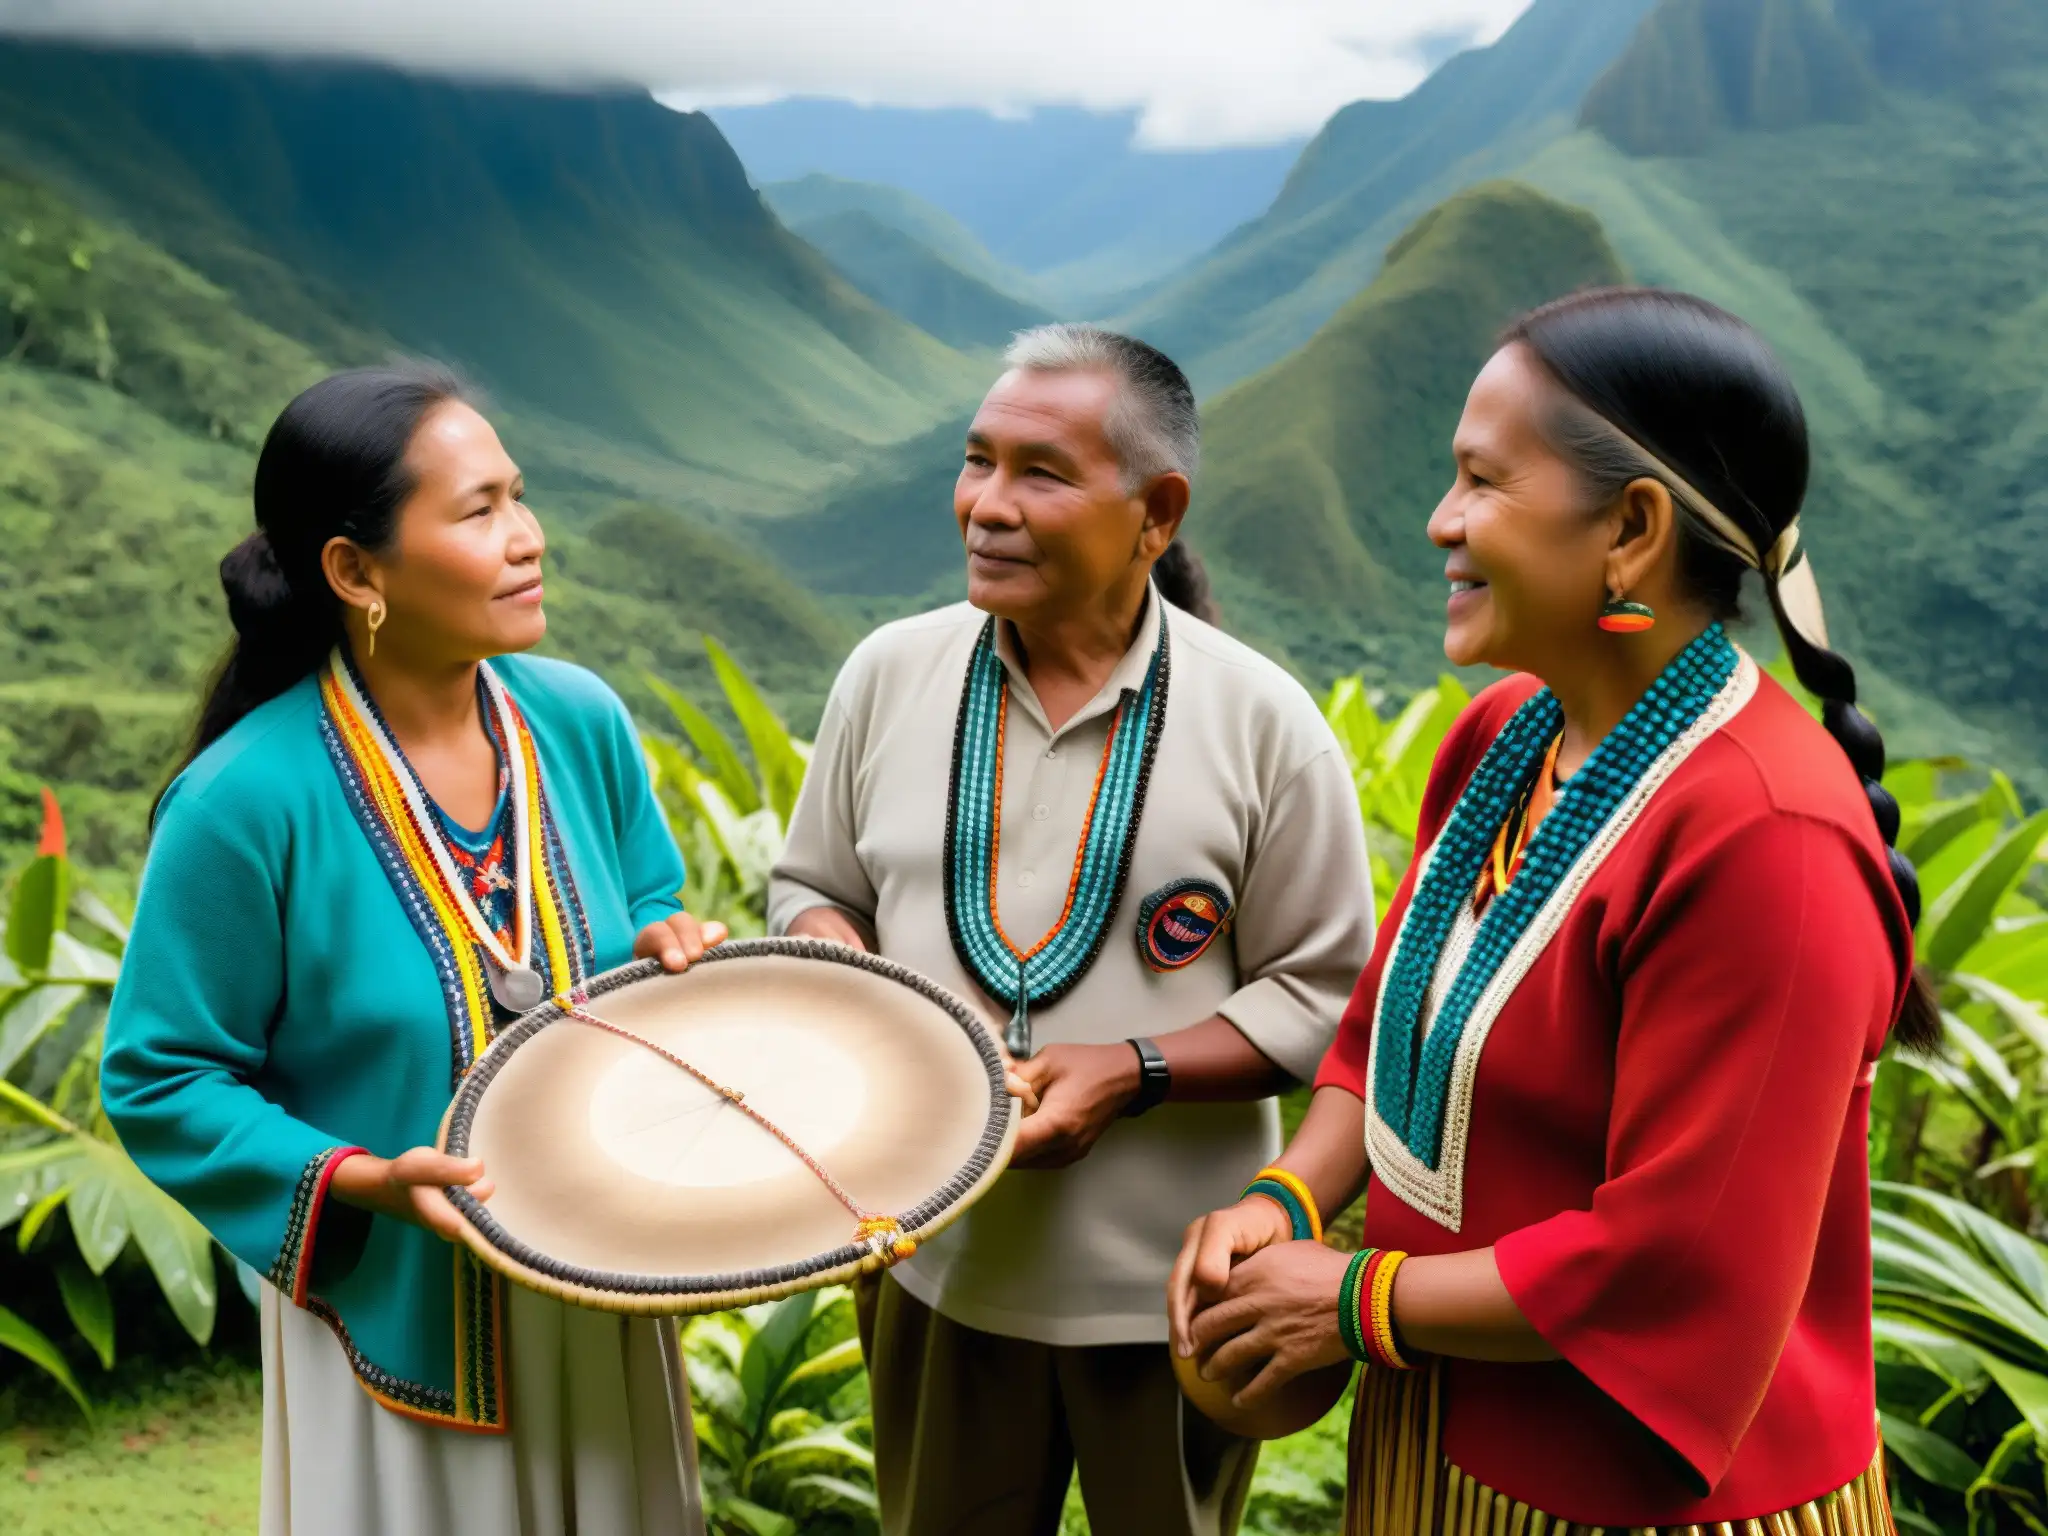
(0, 42, 984, 519)
(758, 185, 1627, 684)
(0, 163, 854, 868)
(763, 175, 1049, 305)
(1187, 185, 1627, 687)
(780, 209, 1055, 350)
(1120, 0, 1660, 391)
(1505, 0, 2048, 771)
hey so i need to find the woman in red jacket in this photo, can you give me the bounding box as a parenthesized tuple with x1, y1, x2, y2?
(1169, 288, 1932, 1534)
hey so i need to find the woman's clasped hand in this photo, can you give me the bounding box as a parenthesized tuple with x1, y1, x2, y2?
(1170, 1198, 1351, 1407)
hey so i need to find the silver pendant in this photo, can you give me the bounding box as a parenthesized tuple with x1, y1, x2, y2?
(491, 964, 546, 1014)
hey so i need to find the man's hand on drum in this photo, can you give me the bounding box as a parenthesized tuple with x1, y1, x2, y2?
(634, 911, 729, 972)
(1174, 1224, 1351, 1407)
(1007, 1043, 1148, 1169)
(330, 1147, 495, 1244)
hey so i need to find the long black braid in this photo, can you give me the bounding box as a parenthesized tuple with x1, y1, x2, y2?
(1504, 288, 1940, 1054)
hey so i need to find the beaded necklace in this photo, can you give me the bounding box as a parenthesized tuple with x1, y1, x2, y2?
(1372, 625, 1741, 1175)
(319, 653, 590, 1073)
(943, 611, 1170, 1056)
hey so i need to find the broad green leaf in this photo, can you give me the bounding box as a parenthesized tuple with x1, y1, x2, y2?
(740, 1290, 818, 1437)
(0, 1301, 90, 1419)
(1968, 1348, 2048, 1443)
(1874, 1314, 1990, 1389)
(1923, 809, 2048, 973)
(124, 1167, 217, 1345)
(1971, 920, 2048, 1000)
(0, 1141, 73, 1233)
(7, 852, 69, 975)
(1905, 798, 1998, 870)
(707, 1496, 797, 1536)
(17, 1184, 69, 1250)
(55, 1257, 114, 1369)
(1892, 1509, 1947, 1536)
(1917, 822, 2002, 916)
(747, 1425, 876, 1475)
(1880, 1409, 1981, 1490)
(1943, 1012, 2019, 1104)
(0, 983, 87, 1078)
(47, 931, 119, 984)
(646, 678, 761, 817)
(782, 1336, 864, 1393)
(1955, 974, 2048, 1059)
(1885, 760, 1940, 816)
(782, 1473, 879, 1515)
(65, 1156, 131, 1273)
(71, 887, 129, 945)
(707, 637, 806, 830)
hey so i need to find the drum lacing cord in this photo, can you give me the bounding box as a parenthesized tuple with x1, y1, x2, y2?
(557, 989, 919, 1263)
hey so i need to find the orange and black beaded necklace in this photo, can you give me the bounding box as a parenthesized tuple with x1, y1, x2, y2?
(1474, 731, 1564, 915)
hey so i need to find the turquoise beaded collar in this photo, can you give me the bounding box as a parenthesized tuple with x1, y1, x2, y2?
(1366, 626, 1756, 1231)
(942, 611, 1170, 1057)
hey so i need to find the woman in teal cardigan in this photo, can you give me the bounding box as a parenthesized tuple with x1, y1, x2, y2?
(103, 365, 721, 1535)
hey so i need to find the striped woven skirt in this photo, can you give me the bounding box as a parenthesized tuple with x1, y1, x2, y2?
(1343, 1362, 1896, 1536)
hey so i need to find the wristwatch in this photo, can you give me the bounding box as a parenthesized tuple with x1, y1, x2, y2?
(1122, 1037, 1172, 1117)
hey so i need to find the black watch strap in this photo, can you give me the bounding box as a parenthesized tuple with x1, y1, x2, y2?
(1122, 1037, 1171, 1118)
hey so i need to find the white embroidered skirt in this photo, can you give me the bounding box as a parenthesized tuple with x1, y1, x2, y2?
(258, 1281, 704, 1536)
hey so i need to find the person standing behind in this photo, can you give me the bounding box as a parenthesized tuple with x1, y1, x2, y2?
(769, 325, 1375, 1536)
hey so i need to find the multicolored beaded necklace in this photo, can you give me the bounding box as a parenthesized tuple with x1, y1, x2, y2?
(1372, 624, 1741, 1172)
(319, 652, 588, 1073)
(943, 611, 1170, 1056)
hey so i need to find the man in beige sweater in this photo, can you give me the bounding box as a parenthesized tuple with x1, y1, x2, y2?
(768, 325, 1374, 1536)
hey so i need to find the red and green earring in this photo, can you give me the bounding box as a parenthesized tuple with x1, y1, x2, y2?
(1598, 595, 1656, 634)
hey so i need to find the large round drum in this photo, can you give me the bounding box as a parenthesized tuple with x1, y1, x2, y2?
(438, 938, 1016, 1315)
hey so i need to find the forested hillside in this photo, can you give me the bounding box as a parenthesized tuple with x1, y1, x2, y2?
(0, 163, 854, 868)
(1120, 0, 1660, 390)
(0, 42, 983, 519)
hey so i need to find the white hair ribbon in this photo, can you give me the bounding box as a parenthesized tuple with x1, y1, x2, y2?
(1620, 433, 1831, 653)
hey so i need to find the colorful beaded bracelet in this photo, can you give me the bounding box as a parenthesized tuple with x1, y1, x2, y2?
(1242, 1166, 1322, 1243)
(1338, 1247, 1417, 1372)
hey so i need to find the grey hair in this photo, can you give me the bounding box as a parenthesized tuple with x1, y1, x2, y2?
(1003, 323, 1201, 491)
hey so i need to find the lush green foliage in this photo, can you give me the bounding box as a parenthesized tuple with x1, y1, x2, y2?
(0, 797, 222, 1421)
(683, 1286, 877, 1536)
(0, 42, 984, 517)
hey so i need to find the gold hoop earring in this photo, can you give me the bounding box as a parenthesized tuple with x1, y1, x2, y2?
(366, 599, 386, 658)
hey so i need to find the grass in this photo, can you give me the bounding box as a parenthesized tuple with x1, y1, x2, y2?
(0, 1361, 261, 1535)
(0, 1357, 1353, 1536)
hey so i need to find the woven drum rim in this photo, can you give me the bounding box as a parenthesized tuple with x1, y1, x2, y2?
(436, 937, 1016, 1315)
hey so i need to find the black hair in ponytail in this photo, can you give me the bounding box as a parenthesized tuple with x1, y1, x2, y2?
(167, 363, 467, 797)
(1503, 288, 1940, 1054)
(1154, 540, 1221, 627)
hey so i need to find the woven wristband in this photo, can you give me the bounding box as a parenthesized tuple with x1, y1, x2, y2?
(1338, 1247, 1377, 1363)
(1242, 1166, 1323, 1244)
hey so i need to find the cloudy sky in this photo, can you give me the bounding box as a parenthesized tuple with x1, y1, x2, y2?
(0, 0, 1536, 146)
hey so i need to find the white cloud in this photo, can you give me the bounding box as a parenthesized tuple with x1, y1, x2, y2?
(0, 0, 1536, 146)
